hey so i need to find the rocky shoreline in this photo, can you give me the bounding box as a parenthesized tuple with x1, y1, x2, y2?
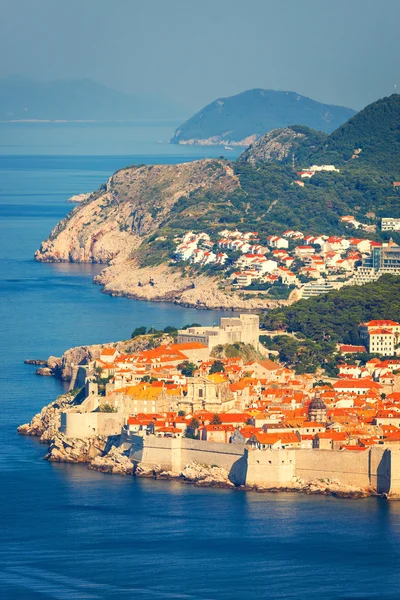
(94, 261, 290, 311)
(24, 332, 174, 381)
(17, 392, 382, 500)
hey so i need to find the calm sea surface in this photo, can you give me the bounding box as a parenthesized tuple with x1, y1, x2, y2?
(1, 134, 400, 599)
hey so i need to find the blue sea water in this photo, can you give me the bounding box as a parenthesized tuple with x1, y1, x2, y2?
(1, 145, 400, 599)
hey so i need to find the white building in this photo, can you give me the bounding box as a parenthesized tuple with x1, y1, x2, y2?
(382, 218, 400, 232)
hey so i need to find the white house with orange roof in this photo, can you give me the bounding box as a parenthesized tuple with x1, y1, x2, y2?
(360, 320, 400, 355)
(99, 348, 119, 364)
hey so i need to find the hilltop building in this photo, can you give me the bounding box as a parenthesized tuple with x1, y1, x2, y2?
(360, 320, 400, 355)
(381, 218, 400, 232)
(177, 314, 259, 351)
(354, 240, 400, 284)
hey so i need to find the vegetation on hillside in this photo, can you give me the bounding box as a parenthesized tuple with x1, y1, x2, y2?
(136, 95, 400, 268)
(261, 275, 400, 345)
(211, 342, 265, 362)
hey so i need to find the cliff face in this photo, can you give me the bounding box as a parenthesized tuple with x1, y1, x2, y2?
(35, 159, 238, 264)
(240, 126, 328, 166)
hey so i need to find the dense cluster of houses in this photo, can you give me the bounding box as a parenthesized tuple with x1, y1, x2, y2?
(68, 314, 400, 452)
(173, 226, 389, 299)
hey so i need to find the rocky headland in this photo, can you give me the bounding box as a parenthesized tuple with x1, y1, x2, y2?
(25, 332, 174, 380)
(33, 157, 291, 310)
(66, 192, 92, 204)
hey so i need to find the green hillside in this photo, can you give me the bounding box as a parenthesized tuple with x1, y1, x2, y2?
(152, 93, 400, 249)
(261, 275, 400, 345)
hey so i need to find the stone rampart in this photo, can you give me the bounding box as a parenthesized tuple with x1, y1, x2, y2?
(129, 435, 247, 482)
(60, 412, 125, 438)
(129, 435, 400, 495)
(295, 448, 373, 488)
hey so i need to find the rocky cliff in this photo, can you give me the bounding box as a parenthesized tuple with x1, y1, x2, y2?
(27, 333, 175, 381)
(34, 157, 290, 309)
(35, 159, 237, 264)
(240, 125, 328, 167)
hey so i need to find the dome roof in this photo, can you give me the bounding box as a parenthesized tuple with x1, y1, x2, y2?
(309, 395, 327, 411)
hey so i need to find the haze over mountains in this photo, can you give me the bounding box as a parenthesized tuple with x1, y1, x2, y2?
(0, 77, 186, 121)
(170, 89, 356, 146)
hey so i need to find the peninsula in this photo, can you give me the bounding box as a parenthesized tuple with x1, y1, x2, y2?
(19, 312, 400, 499)
(34, 95, 400, 310)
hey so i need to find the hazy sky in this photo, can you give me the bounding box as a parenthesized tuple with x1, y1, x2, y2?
(1, 0, 399, 112)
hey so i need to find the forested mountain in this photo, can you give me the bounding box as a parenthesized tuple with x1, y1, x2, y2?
(0, 77, 185, 121)
(36, 95, 400, 275)
(170, 89, 355, 145)
(261, 275, 400, 345)
(243, 94, 400, 173)
(235, 94, 400, 233)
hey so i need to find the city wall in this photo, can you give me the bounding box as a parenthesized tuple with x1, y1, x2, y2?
(60, 412, 125, 438)
(129, 435, 247, 484)
(129, 435, 400, 495)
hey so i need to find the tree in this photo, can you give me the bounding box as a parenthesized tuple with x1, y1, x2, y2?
(98, 404, 118, 413)
(189, 417, 200, 430)
(178, 410, 186, 417)
(142, 375, 157, 383)
(182, 323, 202, 330)
(210, 414, 222, 425)
(210, 360, 225, 374)
(131, 326, 146, 338)
(178, 361, 197, 377)
(164, 326, 178, 334)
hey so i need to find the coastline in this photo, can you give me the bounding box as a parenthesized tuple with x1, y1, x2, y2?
(93, 261, 292, 311)
(17, 393, 384, 501)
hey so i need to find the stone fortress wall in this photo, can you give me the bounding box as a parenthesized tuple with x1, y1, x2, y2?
(177, 314, 260, 350)
(129, 434, 400, 496)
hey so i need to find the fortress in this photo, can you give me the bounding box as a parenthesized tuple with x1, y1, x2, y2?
(177, 314, 260, 350)
(128, 433, 400, 497)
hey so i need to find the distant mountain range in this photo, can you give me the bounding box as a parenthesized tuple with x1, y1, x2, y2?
(170, 89, 356, 146)
(0, 77, 186, 121)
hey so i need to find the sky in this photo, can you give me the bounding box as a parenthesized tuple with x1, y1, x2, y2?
(1, 0, 399, 113)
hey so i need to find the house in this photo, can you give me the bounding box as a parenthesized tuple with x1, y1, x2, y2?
(333, 380, 383, 395)
(245, 359, 280, 381)
(295, 246, 315, 257)
(99, 348, 119, 364)
(267, 235, 289, 249)
(360, 320, 400, 355)
(367, 329, 395, 356)
(248, 431, 301, 449)
(339, 344, 367, 355)
(382, 218, 400, 232)
(200, 424, 235, 443)
(308, 164, 340, 173)
(314, 431, 348, 450)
